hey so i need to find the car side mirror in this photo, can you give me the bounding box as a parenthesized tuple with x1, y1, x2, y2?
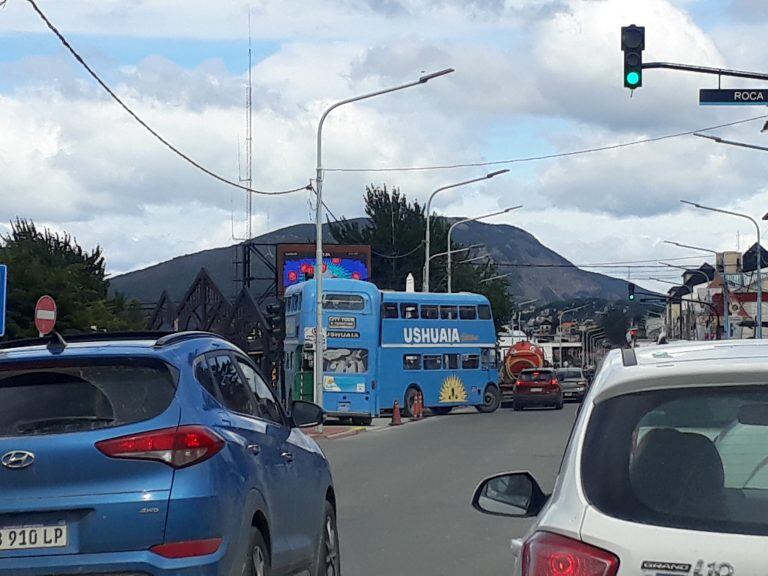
(291, 400, 324, 428)
(471, 471, 548, 518)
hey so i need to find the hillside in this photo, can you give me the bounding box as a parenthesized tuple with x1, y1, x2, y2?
(110, 219, 631, 305)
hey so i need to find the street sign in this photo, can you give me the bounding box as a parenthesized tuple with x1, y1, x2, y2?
(0, 265, 6, 337)
(34, 295, 57, 336)
(700, 89, 768, 105)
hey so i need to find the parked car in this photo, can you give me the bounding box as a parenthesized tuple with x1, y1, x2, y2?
(511, 368, 563, 411)
(554, 367, 588, 402)
(0, 331, 338, 576)
(472, 341, 768, 575)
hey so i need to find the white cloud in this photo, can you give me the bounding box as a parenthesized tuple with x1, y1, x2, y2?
(2, 0, 766, 283)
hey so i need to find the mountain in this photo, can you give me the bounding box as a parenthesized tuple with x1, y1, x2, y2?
(109, 219, 631, 305)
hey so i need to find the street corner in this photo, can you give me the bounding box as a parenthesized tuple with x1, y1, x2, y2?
(305, 424, 368, 440)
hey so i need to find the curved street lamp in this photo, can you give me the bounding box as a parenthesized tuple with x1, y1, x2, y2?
(423, 169, 509, 291)
(313, 68, 454, 409)
(446, 205, 522, 292)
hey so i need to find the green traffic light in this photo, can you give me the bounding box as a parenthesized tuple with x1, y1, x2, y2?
(629, 295, 635, 301)
(626, 71, 640, 86)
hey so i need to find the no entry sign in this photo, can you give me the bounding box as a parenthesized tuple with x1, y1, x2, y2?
(35, 295, 57, 336)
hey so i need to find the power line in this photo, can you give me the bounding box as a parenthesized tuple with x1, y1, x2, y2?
(325, 114, 768, 173)
(371, 241, 425, 260)
(24, 0, 310, 196)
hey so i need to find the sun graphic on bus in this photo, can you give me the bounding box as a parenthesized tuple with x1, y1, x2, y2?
(439, 375, 468, 403)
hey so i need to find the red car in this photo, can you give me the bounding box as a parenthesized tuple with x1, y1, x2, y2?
(512, 368, 563, 411)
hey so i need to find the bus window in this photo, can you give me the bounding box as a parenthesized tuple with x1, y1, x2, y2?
(400, 303, 419, 319)
(423, 355, 442, 370)
(459, 305, 477, 320)
(403, 354, 421, 370)
(481, 349, 494, 370)
(440, 305, 458, 320)
(383, 303, 399, 319)
(443, 353, 460, 370)
(478, 304, 492, 320)
(462, 354, 480, 369)
(324, 348, 368, 373)
(324, 293, 365, 310)
(421, 305, 439, 319)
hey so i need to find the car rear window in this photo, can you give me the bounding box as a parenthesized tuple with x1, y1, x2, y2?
(582, 385, 768, 536)
(0, 358, 177, 437)
(519, 371, 553, 381)
(557, 369, 583, 380)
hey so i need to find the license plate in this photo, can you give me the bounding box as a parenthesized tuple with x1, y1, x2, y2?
(0, 525, 68, 551)
(337, 402, 351, 412)
(530, 387, 543, 393)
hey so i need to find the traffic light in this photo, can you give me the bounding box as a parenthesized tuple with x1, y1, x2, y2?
(628, 283, 636, 301)
(621, 25, 645, 89)
(264, 302, 286, 342)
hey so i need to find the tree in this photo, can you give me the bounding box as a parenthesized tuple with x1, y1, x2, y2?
(0, 219, 146, 339)
(601, 308, 630, 346)
(328, 185, 514, 328)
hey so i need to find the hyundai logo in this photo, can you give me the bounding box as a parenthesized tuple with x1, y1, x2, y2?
(1, 451, 35, 470)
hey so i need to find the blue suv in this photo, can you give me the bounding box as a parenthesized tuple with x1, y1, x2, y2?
(0, 331, 339, 576)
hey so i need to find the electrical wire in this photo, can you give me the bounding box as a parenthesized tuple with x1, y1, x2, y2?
(371, 241, 425, 259)
(325, 114, 768, 173)
(24, 0, 310, 196)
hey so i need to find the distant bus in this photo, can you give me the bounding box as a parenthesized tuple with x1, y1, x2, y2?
(283, 278, 501, 424)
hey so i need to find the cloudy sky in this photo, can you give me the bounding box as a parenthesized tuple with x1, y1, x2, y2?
(2, 0, 768, 293)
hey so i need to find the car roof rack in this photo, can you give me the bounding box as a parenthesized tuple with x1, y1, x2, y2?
(621, 347, 638, 367)
(153, 331, 221, 348)
(0, 331, 171, 351)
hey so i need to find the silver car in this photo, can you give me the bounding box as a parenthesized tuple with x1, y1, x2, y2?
(473, 341, 768, 575)
(555, 367, 589, 402)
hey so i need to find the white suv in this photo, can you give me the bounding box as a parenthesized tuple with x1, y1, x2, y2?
(473, 341, 768, 576)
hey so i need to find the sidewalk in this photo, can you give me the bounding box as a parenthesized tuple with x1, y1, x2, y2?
(305, 414, 430, 440)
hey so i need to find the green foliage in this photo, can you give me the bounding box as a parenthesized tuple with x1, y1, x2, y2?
(328, 185, 514, 329)
(0, 219, 146, 339)
(601, 308, 631, 346)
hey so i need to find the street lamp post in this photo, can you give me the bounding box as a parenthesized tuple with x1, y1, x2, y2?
(659, 262, 713, 341)
(694, 133, 768, 154)
(447, 206, 522, 293)
(557, 305, 586, 368)
(680, 200, 762, 338)
(314, 68, 454, 409)
(423, 170, 509, 292)
(514, 298, 539, 334)
(664, 240, 729, 339)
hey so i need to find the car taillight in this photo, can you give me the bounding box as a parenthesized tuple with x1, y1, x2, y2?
(96, 426, 225, 469)
(522, 532, 619, 576)
(150, 538, 222, 558)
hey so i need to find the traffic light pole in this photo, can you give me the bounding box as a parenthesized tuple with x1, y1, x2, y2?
(642, 62, 768, 82)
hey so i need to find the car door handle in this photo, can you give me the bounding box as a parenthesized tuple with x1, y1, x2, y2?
(281, 451, 294, 463)
(247, 444, 261, 456)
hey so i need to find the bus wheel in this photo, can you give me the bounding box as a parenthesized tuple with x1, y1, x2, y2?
(351, 416, 373, 426)
(430, 406, 452, 416)
(404, 386, 420, 417)
(475, 384, 501, 413)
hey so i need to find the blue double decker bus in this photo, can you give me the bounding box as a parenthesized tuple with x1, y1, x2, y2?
(283, 278, 501, 424)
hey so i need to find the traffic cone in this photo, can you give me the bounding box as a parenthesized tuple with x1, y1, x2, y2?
(390, 401, 402, 426)
(410, 394, 420, 422)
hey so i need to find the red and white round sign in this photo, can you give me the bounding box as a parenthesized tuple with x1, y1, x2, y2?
(35, 295, 57, 335)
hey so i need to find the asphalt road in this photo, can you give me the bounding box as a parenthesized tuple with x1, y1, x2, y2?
(319, 404, 579, 576)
